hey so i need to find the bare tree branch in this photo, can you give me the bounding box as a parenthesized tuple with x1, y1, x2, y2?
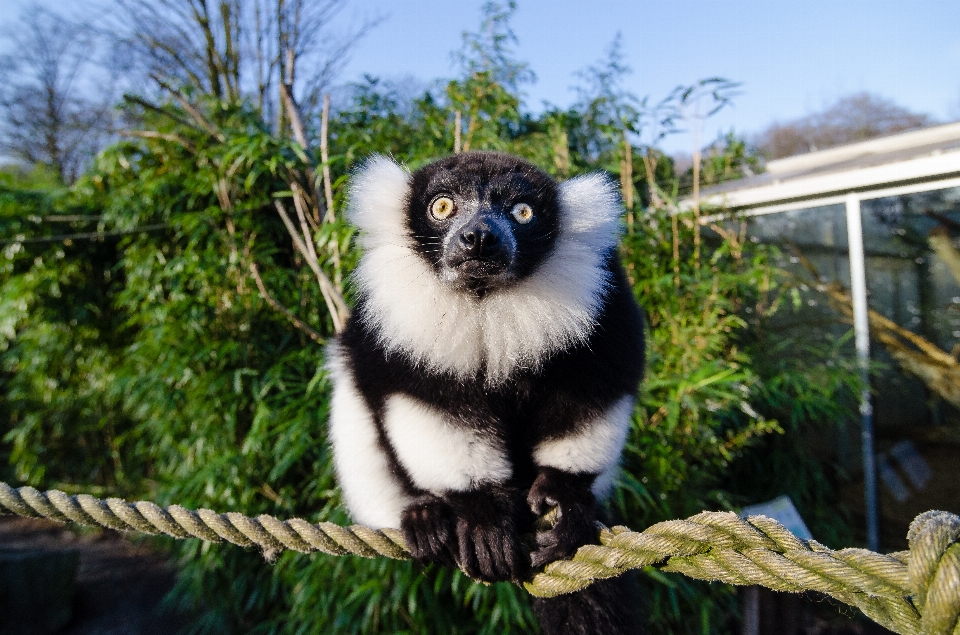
(121, 129, 197, 152)
(249, 262, 325, 343)
(151, 74, 225, 141)
(274, 200, 348, 332)
(320, 93, 335, 221)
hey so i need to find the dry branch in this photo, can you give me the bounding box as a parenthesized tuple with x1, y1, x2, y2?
(320, 94, 335, 221)
(249, 263, 325, 343)
(151, 74, 225, 141)
(121, 130, 196, 153)
(274, 200, 348, 332)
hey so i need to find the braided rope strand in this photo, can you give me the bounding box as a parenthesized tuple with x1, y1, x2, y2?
(0, 483, 409, 559)
(1, 482, 957, 635)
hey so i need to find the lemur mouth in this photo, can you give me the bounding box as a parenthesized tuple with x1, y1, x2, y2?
(450, 258, 513, 296)
(457, 258, 506, 277)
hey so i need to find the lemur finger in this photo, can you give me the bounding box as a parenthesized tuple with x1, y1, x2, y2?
(474, 528, 500, 580)
(456, 525, 482, 580)
(500, 534, 528, 582)
(530, 543, 562, 569)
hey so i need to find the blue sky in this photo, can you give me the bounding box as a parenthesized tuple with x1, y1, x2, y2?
(5, 0, 959, 154)
(337, 0, 960, 152)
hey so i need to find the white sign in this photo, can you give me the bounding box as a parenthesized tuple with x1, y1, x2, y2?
(740, 495, 813, 541)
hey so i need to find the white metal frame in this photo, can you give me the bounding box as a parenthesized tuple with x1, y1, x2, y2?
(709, 152, 960, 210)
(720, 177, 960, 552)
(844, 194, 879, 551)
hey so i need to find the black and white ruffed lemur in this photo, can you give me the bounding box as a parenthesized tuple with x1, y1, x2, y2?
(327, 151, 646, 635)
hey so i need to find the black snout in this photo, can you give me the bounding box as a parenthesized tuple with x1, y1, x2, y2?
(459, 226, 500, 258)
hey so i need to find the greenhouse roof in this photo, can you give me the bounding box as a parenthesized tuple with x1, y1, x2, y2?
(699, 120, 960, 211)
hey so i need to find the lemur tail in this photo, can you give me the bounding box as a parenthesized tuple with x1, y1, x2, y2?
(532, 572, 645, 635)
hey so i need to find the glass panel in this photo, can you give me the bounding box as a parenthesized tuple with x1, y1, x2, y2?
(860, 186, 960, 544)
(741, 204, 859, 467)
(746, 203, 852, 340)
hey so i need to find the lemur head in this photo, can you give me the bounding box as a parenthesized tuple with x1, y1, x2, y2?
(404, 152, 559, 296)
(347, 151, 623, 379)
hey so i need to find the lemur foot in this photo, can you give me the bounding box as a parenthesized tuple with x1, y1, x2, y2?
(400, 495, 458, 568)
(448, 488, 528, 583)
(527, 467, 598, 569)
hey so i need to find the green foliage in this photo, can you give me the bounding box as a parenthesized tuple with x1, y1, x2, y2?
(695, 131, 764, 188)
(0, 8, 862, 635)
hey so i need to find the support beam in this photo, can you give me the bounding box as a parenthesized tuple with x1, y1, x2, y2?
(845, 193, 879, 552)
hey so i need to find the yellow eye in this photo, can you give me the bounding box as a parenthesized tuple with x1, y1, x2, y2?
(511, 202, 534, 224)
(430, 196, 455, 220)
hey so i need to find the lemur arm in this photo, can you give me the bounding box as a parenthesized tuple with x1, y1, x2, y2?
(528, 395, 634, 567)
(382, 392, 528, 582)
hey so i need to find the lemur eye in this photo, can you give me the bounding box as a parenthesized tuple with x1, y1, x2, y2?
(511, 202, 534, 224)
(430, 196, 455, 220)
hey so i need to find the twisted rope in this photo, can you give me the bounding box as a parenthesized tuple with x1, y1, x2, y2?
(1, 482, 957, 635)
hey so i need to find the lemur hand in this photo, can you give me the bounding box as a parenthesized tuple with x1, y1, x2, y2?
(401, 495, 458, 568)
(446, 486, 529, 583)
(527, 467, 598, 569)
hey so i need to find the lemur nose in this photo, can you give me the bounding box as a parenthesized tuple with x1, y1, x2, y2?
(459, 228, 500, 257)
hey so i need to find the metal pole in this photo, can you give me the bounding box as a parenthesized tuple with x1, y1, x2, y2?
(741, 586, 759, 635)
(845, 194, 879, 552)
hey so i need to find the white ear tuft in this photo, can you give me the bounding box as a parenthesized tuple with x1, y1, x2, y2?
(347, 155, 411, 240)
(557, 174, 623, 252)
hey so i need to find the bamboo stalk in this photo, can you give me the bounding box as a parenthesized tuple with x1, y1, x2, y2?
(249, 263, 325, 343)
(321, 94, 335, 222)
(620, 132, 634, 234)
(641, 149, 663, 209)
(274, 201, 348, 332)
(454, 110, 462, 154)
(692, 146, 701, 270)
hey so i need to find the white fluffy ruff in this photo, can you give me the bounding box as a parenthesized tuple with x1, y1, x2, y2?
(348, 155, 622, 384)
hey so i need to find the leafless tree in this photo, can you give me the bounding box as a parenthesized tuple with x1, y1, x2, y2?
(0, 6, 114, 183)
(755, 92, 934, 160)
(110, 0, 379, 132)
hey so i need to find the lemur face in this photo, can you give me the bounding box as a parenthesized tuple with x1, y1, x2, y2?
(405, 152, 560, 295)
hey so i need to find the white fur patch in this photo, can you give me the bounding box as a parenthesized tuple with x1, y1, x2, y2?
(326, 344, 412, 528)
(383, 393, 512, 493)
(591, 463, 621, 500)
(348, 157, 623, 384)
(533, 396, 634, 493)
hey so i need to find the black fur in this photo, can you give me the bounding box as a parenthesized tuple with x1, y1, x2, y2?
(534, 573, 645, 635)
(336, 152, 645, 634)
(405, 152, 560, 292)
